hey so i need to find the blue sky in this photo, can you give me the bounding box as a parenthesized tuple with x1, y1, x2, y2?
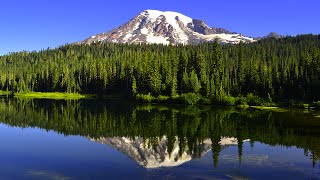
(0, 0, 319, 55)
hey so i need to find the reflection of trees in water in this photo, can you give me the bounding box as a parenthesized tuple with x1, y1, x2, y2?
(0, 98, 320, 167)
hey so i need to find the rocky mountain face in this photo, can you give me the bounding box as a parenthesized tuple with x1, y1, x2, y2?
(78, 10, 256, 45)
(90, 136, 247, 168)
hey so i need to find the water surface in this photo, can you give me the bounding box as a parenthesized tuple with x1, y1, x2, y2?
(0, 98, 319, 179)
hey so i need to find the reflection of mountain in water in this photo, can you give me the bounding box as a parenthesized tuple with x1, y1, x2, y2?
(0, 99, 320, 168)
(91, 136, 246, 168)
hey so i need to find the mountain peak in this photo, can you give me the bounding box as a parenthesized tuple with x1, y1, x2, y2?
(78, 10, 256, 45)
(266, 32, 282, 39)
(142, 10, 193, 27)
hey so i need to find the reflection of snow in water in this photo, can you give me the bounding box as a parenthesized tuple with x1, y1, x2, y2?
(91, 136, 247, 168)
(91, 136, 196, 168)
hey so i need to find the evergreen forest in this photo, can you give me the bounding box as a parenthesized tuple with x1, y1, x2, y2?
(1, 34, 320, 105)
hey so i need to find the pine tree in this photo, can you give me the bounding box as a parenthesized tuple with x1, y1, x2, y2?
(190, 70, 201, 94)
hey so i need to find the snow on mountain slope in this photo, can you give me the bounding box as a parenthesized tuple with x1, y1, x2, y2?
(90, 136, 249, 168)
(78, 10, 256, 45)
(145, 10, 193, 26)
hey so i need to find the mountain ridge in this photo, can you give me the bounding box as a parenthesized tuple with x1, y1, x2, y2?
(77, 10, 257, 45)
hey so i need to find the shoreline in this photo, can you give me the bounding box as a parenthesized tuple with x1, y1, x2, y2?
(1, 91, 320, 110)
(13, 92, 91, 100)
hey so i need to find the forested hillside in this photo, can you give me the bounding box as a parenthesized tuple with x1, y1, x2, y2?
(1, 34, 320, 105)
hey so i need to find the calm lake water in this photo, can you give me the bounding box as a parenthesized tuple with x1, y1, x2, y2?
(0, 98, 319, 179)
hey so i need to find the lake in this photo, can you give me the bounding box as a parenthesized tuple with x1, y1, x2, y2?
(0, 98, 319, 179)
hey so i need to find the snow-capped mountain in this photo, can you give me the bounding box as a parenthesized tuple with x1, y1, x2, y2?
(78, 10, 256, 45)
(90, 136, 248, 168)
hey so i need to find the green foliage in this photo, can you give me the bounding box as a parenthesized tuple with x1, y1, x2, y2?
(189, 70, 201, 94)
(157, 95, 169, 102)
(245, 93, 264, 106)
(312, 101, 320, 109)
(181, 69, 190, 93)
(235, 96, 248, 106)
(234, 93, 265, 106)
(131, 76, 137, 96)
(135, 93, 156, 103)
(221, 96, 236, 106)
(181, 93, 202, 105)
(200, 97, 211, 104)
(1, 34, 320, 105)
(287, 100, 310, 109)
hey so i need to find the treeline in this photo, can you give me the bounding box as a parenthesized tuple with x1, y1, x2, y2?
(0, 99, 319, 167)
(0, 34, 320, 104)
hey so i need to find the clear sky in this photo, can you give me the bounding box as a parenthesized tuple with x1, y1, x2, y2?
(0, 0, 319, 55)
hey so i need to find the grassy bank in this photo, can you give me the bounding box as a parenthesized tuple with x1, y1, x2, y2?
(250, 106, 289, 112)
(0, 91, 10, 96)
(14, 92, 90, 100)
